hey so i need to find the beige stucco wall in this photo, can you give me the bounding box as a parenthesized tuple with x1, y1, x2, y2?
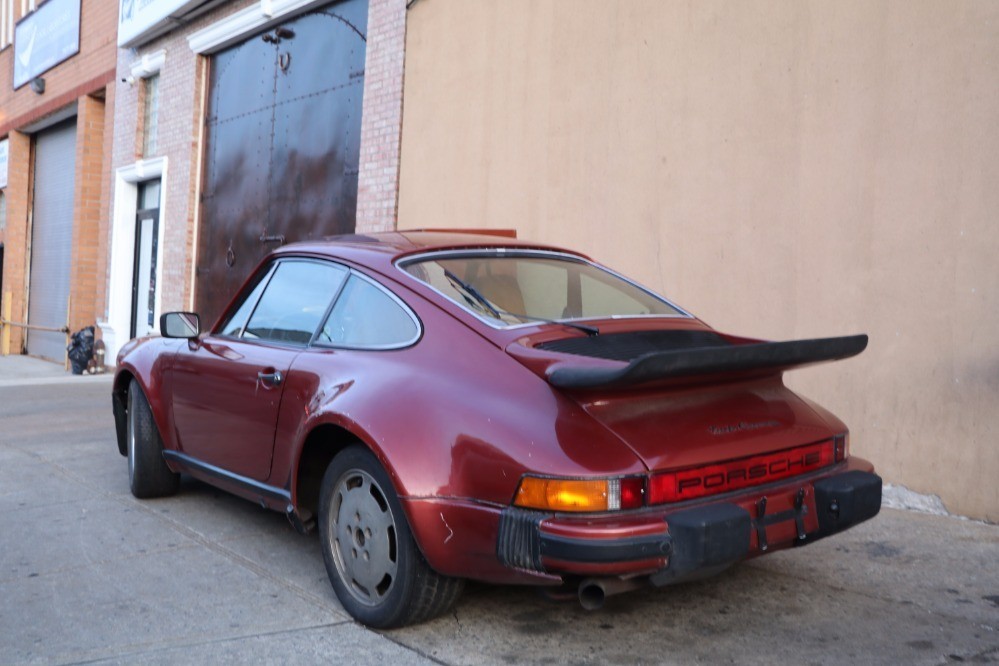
(397, 0, 999, 521)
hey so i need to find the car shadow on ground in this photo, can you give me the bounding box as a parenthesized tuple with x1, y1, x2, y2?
(136, 476, 996, 666)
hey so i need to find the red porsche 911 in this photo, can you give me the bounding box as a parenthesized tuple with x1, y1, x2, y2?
(112, 230, 881, 628)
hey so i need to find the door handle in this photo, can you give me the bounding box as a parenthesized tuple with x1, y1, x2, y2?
(257, 370, 283, 387)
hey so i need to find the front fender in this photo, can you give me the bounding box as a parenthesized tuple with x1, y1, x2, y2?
(113, 336, 184, 456)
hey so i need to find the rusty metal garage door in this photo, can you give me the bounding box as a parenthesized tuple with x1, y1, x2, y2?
(196, 0, 367, 322)
(27, 119, 77, 362)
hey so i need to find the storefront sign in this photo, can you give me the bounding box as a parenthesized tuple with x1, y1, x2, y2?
(13, 0, 81, 90)
(0, 139, 8, 189)
(118, 0, 209, 48)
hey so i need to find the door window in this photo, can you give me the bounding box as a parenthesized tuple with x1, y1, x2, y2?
(242, 260, 347, 344)
(219, 263, 276, 337)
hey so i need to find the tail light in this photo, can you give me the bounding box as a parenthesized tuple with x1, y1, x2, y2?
(833, 433, 848, 462)
(514, 475, 644, 512)
(648, 441, 835, 504)
(513, 439, 841, 512)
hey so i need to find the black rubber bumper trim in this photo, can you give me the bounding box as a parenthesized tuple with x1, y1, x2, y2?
(497, 507, 671, 570)
(497, 507, 548, 571)
(539, 531, 672, 564)
(810, 470, 882, 541)
(651, 503, 752, 586)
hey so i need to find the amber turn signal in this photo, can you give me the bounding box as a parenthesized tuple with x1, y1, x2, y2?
(514, 476, 644, 512)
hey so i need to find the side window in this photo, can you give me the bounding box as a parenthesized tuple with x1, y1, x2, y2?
(318, 275, 418, 348)
(219, 264, 275, 337)
(243, 261, 348, 344)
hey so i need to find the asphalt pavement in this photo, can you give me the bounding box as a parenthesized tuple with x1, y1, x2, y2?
(0, 355, 996, 665)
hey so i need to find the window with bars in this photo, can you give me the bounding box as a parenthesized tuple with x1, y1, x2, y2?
(142, 74, 160, 157)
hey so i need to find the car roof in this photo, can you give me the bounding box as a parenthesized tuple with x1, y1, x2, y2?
(272, 230, 590, 271)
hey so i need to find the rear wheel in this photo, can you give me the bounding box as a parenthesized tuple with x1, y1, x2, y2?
(127, 380, 180, 498)
(318, 445, 464, 628)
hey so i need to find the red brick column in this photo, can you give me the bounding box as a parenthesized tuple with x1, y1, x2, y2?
(68, 93, 108, 333)
(1, 131, 31, 354)
(355, 0, 407, 233)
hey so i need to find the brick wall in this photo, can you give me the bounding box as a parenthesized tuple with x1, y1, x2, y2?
(0, 0, 117, 137)
(94, 81, 116, 329)
(0, 132, 31, 354)
(110, 0, 407, 327)
(0, 0, 117, 357)
(356, 0, 407, 233)
(110, 0, 256, 320)
(68, 94, 107, 333)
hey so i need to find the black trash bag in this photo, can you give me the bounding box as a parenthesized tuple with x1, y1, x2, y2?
(67, 326, 95, 375)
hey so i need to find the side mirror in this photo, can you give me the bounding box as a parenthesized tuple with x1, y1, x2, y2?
(160, 312, 201, 339)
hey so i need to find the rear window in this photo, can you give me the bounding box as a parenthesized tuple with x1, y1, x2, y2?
(400, 252, 685, 327)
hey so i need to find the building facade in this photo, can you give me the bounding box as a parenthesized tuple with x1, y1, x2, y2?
(395, 0, 999, 521)
(2, 0, 995, 521)
(102, 0, 405, 362)
(0, 0, 117, 363)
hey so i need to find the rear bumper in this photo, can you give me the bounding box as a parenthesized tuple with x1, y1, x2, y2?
(496, 468, 882, 582)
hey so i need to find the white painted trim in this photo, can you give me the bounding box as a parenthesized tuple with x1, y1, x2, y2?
(187, 0, 330, 54)
(117, 157, 166, 183)
(129, 49, 167, 79)
(102, 157, 168, 364)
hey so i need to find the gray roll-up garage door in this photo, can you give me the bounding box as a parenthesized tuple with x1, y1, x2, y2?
(27, 119, 77, 362)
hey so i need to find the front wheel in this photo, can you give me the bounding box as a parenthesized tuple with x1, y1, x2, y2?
(127, 380, 179, 499)
(318, 446, 464, 628)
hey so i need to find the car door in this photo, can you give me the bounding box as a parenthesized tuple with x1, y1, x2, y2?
(170, 258, 348, 480)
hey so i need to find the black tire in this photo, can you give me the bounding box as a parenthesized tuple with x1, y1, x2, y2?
(127, 380, 180, 499)
(318, 445, 464, 628)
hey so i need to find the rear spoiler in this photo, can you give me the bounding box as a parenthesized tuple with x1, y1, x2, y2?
(546, 334, 868, 391)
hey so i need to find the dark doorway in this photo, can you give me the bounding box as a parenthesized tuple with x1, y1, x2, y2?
(196, 0, 368, 322)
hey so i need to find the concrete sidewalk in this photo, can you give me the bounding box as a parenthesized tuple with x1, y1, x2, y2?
(0, 360, 996, 664)
(0, 353, 112, 388)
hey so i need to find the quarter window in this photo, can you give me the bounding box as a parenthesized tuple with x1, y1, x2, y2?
(318, 275, 418, 348)
(242, 261, 347, 344)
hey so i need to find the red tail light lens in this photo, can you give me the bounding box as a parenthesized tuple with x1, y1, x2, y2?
(648, 441, 835, 504)
(513, 441, 839, 511)
(619, 476, 644, 509)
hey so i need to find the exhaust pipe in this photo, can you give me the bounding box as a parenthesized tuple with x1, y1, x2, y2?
(577, 577, 648, 610)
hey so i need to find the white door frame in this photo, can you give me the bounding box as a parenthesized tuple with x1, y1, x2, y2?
(100, 157, 168, 364)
